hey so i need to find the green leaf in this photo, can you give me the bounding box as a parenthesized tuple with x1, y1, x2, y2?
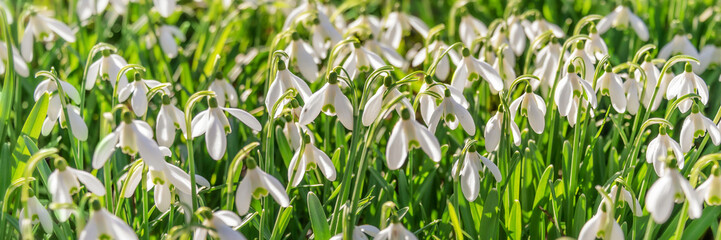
(533, 165, 554, 208)
(480, 189, 499, 240)
(510, 200, 522, 240)
(307, 192, 331, 240)
(270, 206, 294, 240)
(446, 200, 464, 240)
(11, 93, 50, 181)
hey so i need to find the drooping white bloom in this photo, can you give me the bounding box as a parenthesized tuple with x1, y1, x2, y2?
(48, 158, 106, 222)
(493, 49, 517, 90)
(680, 105, 721, 153)
(451, 48, 503, 92)
(298, 72, 354, 130)
(79, 200, 138, 240)
(154, 0, 178, 18)
(584, 27, 608, 61)
(459, 15, 488, 48)
(156, 95, 186, 147)
(281, 103, 303, 150)
(386, 108, 441, 170)
(658, 34, 699, 60)
(194, 208, 247, 240)
(381, 11, 429, 49)
(288, 130, 336, 187)
(623, 72, 641, 115)
(484, 111, 521, 152)
(658, 68, 674, 99)
(418, 80, 468, 126)
(157, 25, 185, 58)
(596, 65, 627, 113)
(411, 40, 460, 81)
(266, 60, 312, 118)
(645, 162, 702, 223)
(509, 87, 547, 134)
(34, 76, 81, 108)
(285, 33, 320, 82)
(533, 39, 562, 92)
(235, 159, 290, 215)
(646, 128, 684, 176)
(208, 72, 239, 108)
(696, 45, 721, 74)
(375, 221, 417, 240)
(309, 17, 343, 60)
(92, 111, 168, 170)
(283, 1, 342, 44)
(19, 194, 53, 234)
(337, 42, 386, 80)
(608, 185, 643, 216)
(696, 165, 721, 206)
(504, 15, 527, 56)
(565, 41, 596, 82)
(21, 11, 77, 61)
(0, 41, 29, 77)
(555, 65, 597, 127)
(578, 194, 624, 240)
(34, 76, 87, 140)
(77, 0, 108, 22)
(118, 73, 169, 117)
(362, 76, 412, 126)
(521, 17, 565, 41)
(427, 87, 475, 135)
(86, 49, 129, 90)
(666, 63, 709, 113)
(192, 97, 262, 160)
(596, 6, 649, 41)
(364, 39, 406, 69)
(329, 225, 379, 240)
(452, 146, 501, 201)
(348, 15, 382, 40)
(635, 56, 662, 111)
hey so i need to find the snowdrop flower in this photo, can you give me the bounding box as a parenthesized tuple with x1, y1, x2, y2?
(565, 41, 596, 82)
(596, 6, 649, 41)
(493, 51, 517, 90)
(42, 103, 88, 141)
(77, 0, 108, 22)
(283, 1, 342, 40)
(191, 97, 262, 160)
(452, 145, 501, 201)
(124, 158, 204, 213)
(623, 71, 641, 115)
(659, 68, 674, 99)
(21, 10, 77, 61)
(509, 86, 546, 134)
(418, 79, 468, 125)
(48, 158, 106, 222)
(452, 48, 503, 92)
(666, 63, 709, 113)
(156, 95, 186, 147)
(266, 60, 312, 118)
(533, 39, 561, 92)
(484, 110, 521, 152)
(79, 199, 137, 240)
(118, 72, 169, 117)
(521, 17, 565, 41)
(381, 11, 429, 49)
(504, 15, 527, 56)
(157, 25, 185, 58)
(386, 108, 441, 170)
(658, 34, 699, 60)
(596, 65, 626, 113)
(584, 26, 608, 61)
(411, 40, 460, 80)
(375, 220, 417, 240)
(427, 87, 475, 135)
(362, 76, 412, 126)
(338, 42, 386, 80)
(299, 72, 354, 130)
(208, 72, 239, 108)
(86, 49, 129, 90)
(19, 192, 52, 234)
(646, 127, 684, 176)
(288, 131, 336, 187)
(555, 65, 597, 127)
(0, 41, 29, 77)
(92, 111, 167, 170)
(235, 159, 290, 215)
(34, 75, 81, 108)
(329, 225, 379, 240)
(194, 208, 246, 240)
(608, 185, 643, 216)
(646, 159, 702, 223)
(578, 197, 624, 240)
(285, 32, 320, 82)
(636, 56, 662, 111)
(696, 165, 721, 206)
(459, 14, 488, 48)
(364, 39, 406, 69)
(696, 44, 721, 74)
(308, 18, 343, 60)
(348, 15, 382, 39)
(154, 0, 178, 18)
(281, 101, 303, 150)
(680, 104, 721, 152)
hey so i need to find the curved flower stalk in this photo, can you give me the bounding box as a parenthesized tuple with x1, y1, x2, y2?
(680, 104, 721, 153)
(459, 14, 488, 48)
(21, 10, 77, 61)
(34, 76, 87, 140)
(521, 17, 565, 41)
(646, 127, 684, 176)
(666, 63, 708, 113)
(645, 159, 702, 223)
(636, 56, 662, 111)
(362, 75, 412, 126)
(555, 65, 597, 127)
(191, 97, 262, 160)
(77, 0, 108, 22)
(579, 188, 624, 240)
(156, 95, 186, 147)
(386, 108, 441, 170)
(154, 0, 178, 18)
(157, 25, 186, 58)
(510, 86, 547, 134)
(596, 65, 626, 113)
(194, 207, 247, 240)
(48, 158, 106, 222)
(564, 41, 595, 83)
(285, 32, 320, 82)
(427, 87, 475, 135)
(266, 60, 312, 118)
(658, 34, 699, 60)
(381, 11, 429, 49)
(596, 5, 649, 41)
(411, 40, 460, 81)
(419, 80, 467, 126)
(337, 42, 386, 80)
(330, 225, 379, 240)
(18, 192, 52, 234)
(86, 49, 129, 90)
(485, 110, 521, 152)
(208, 72, 239, 108)
(623, 71, 641, 115)
(452, 145, 501, 201)
(452, 47, 503, 92)
(375, 219, 417, 240)
(299, 72, 354, 130)
(118, 72, 170, 117)
(696, 164, 721, 206)
(584, 26, 608, 61)
(288, 130, 337, 187)
(79, 199, 138, 240)
(0, 41, 29, 77)
(235, 159, 290, 215)
(92, 111, 167, 170)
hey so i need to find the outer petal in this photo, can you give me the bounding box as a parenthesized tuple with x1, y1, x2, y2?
(224, 108, 262, 132)
(577, 214, 601, 240)
(260, 171, 290, 207)
(206, 120, 227, 160)
(71, 168, 106, 195)
(235, 178, 253, 215)
(314, 147, 337, 181)
(92, 132, 118, 169)
(386, 122, 408, 170)
(362, 89, 383, 126)
(40, 16, 76, 42)
(414, 121, 442, 162)
(333, 86, 354, 130)
(646, 175, 675, 223)
(299, 85, 327, 125)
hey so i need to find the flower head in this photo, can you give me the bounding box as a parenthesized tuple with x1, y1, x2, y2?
(79, 199, 138, 240)
(266, 60, 312, 118)
(427, 87, 475, 135)
(666, 63, 709, 113)
(157, 25, 185, 58)
(285, 32, 320, 82)
(362, 75, 413, 126)
(696, 165, 721, 206)
(209, 72, 239, 108)
(0, 41, 29, 77)
(21, 10, 76, 61)
(191, 97, 262, 160)
(299, 72, 354, 130)
(118, 72, 170, 117)
(288, 131, 336, 187)
(86, 49, 129, 90)
(93, 111, 168, 170)
(386, 108, 441, 170)
(596, 6, 649, 41)
(555, 65, 597, 127)
(509, 86, 547, 134)
(645, 159, 702, 223)
(452, 47, 503, 92)
(48, 158, 106, 222)
(646, 127, 684, 176)
(194, 208, 247, 240)
(452, 146, 501, 201)
(375, 220, 417, 240)
(680, 105, 721, 152)
(19, 192, 53, 235)
(484, 111, 521, 152)
(596, 65, 627, 113)
(235, 159, 290, 215)
(156, 95, 186, 147)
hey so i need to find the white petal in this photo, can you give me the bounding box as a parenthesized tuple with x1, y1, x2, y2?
(259, 171, 290, 207)
(235, 177, 253, 215)
(414, 121, 441, 162)
(223, 108, 262, 132)
(155, 184, 171, 212)
(386, 122, 408, 170)
(39, 16, 76, 42)
(71, 168, 106, 195)
(191, 110, 210, 138)
(92, 132, 118, 169)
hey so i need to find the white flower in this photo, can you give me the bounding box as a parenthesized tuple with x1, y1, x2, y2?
(266, 60, 312, 118)
(281, 104, 303, 150)
(646, 128, 684, 176)
(427, 87, 475, 135)
(365, 39, 406, 69)
(86, 49, 129, 90)
(484, 111, 521, 152)
(208, 72, 239, 108)
(191, 97, 263, 160)
(288, 130, 336, 187)
(157, 25, 185, 58)
(533, 39, 562, 92)
(451, 48, 503, 92)
(235, 159, 290, 215)
(459, 15, 488, 48)
(118, 73, 169, 117)
(285, 33, 320, 82)
(608, 185, 643, 216)
(680, 105, 721, 153)
(194, 208, 246, 240)
(329, 225, 379, 240)
(77, 0, 108, 22)
(381, 12, 429, 49)
(154, 0, 177, 18)
(34, 76, 81, 108)
(0, 41, 29, 77)
(645, 162, 702, 223)
(635, 57, 662, 111)
(48, 158, 106, 222)
(596, 65, 627, 113)
(411, 40, 460, 81)
(584, 27, 608, 61)
(42, 103, 88, 141)
(504, 15, 527, 56)
(658, 34, 699, 60)
(696, 165, 721, 206)
(623, 72, 641, 115)
(362, 76, 412, 126)
(418, 81, 468, 126)
(555, 65, 597, 127)
(79, 200, 138, 240)
(348, 15, 381, 39)
(596, 6, 649, 41)
(565, 41, 596, 83)
(521, 17, 565, 41)
(92, 111, 168, 170)
(509, 87, 546, 134)
(386, 108, 441, 170)
(21, 10, 77, 61)
(666, 63, 709, 113)
(695, 45, 721, 74)
(298, 72, 354, 130)
(659, 68, 674, 99)
(19, 194, 53, 234)
(493, 50, 517, 90)
(375, 221, 417, 240)
(578, 197, 624, 240)
(156, 95, 186, 147)
(337, 42, 386, 80)
(283, 2, 342, 44)
(452, 146, 501, 201)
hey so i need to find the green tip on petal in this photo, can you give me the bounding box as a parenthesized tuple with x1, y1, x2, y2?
(246, 158, 258, 169)
(462, 47, 470, 57)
